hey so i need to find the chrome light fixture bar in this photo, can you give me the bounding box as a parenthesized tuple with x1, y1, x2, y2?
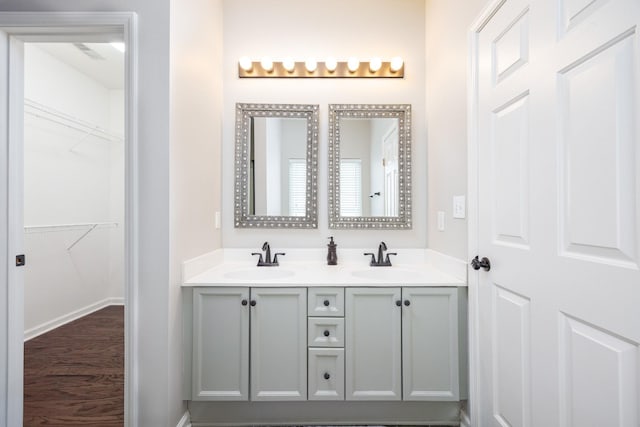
(238, 57, 404, 78)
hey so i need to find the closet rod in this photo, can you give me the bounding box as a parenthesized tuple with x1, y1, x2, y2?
(24, 222, 119, 233)
(24, 99, 124, 143)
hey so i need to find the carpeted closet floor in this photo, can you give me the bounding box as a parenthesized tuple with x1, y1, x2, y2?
(23, 305, 124, 426)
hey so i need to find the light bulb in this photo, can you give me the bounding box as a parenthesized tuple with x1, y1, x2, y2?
(239, 56, 253, 71)
(347, 57, 359, 72)
(305, 58, 317, 73)
(369, 57, 382, 72)
(325, 57, 337, 72)
(390, 56, 404, 72)
(260, 57, 273, 72)
(282, 58, 296, 72)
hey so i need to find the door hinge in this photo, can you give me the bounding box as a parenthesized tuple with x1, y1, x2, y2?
(16, 254, 25, 267)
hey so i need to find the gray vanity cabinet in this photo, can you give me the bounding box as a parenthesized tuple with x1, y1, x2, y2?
(345, 288, 402, 400)
(345, 287, 466, 402)
(402, 287, 463, 401)
(192, 287, 249, 401)
(250, 287, 307, 401)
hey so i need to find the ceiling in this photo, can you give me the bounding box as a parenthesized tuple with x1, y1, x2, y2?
(34, 42, 124, 90)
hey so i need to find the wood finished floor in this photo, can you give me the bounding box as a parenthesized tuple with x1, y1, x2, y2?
(23, 305, 124, 427)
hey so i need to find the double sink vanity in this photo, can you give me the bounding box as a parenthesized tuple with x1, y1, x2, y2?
(182, 245, 468, 425)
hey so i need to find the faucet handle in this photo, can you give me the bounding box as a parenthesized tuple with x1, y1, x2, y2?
(384, 252, 397, 265)
(251, 252, 264, 265)
(364, 252, 376, 265)
(272, 252, 286, 265)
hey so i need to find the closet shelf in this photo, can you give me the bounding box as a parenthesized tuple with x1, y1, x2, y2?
(24, 98, 124, 147)
(24, 222, 119, 251)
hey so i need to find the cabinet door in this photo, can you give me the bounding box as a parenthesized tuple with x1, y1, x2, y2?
(308, 348, 345, 400)
(402, 287, 459, 400)
(192, 287, 249, 400)
(345, 287, 401, 400)
(250, 287, 307, 401)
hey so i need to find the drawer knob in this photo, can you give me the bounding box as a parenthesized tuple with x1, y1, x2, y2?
(323, 330, 330, 337)
(323, 372, 330, 380)
(241, 299, 248, 306)
(323, 299, 330, 306)
(396, 300, 402, 306)
(404, 300, 411, 306)
(250, 300, 257, 307)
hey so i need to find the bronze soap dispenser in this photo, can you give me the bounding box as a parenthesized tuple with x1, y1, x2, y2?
(327, 236, 338, 265)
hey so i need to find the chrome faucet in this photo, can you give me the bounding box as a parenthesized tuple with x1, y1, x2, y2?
(252, 242, 285, 266)
(364, 241, 397, 267)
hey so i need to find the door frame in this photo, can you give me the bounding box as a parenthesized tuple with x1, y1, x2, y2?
(0, 12, 138, 427)
(467, 1, 511, 426)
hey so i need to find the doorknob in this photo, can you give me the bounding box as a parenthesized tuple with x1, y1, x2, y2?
(471, 255, 491, 271)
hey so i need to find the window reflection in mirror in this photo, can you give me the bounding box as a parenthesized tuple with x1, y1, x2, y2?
(339, 118, 398, 217)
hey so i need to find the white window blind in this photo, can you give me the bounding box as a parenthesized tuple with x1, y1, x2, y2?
(288, 159, 306, 216)
(340, 159, 362, 217)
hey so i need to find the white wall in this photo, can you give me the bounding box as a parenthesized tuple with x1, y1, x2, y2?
(23, 44, 123, 337)
(425, 0, 487, 259)
(222, 0, 427, 249)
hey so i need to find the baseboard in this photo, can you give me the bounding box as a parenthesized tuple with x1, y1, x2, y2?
(24, 297, 124, 341)
(460, 408, 471, 427)
(177, 410, 191, 427)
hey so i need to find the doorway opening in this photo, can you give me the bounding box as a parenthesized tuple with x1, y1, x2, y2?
(0, 13, 138, 427)
(22, 41, 125, 424)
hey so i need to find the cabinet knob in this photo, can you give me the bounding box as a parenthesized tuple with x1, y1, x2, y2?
(404, 300, 411, 306)
(396, 300, 402, 306)
(323, 330, 330, 337)
(250, 300, 257, 307)
(241, 299, 248, 306)
(323, 372, 330, 380)
(323, 299, 330, 306)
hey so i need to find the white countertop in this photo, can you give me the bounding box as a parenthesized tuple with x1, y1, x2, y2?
(182, 248, 467, 287)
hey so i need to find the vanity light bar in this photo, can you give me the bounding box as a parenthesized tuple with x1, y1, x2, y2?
(238, 57, 404, 78)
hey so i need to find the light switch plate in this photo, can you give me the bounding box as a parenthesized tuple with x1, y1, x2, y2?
(453, 196, 466, 219)
(215, 211, 221, 229)
(437, 211, 445, 231)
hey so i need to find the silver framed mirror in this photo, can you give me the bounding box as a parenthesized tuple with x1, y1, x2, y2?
(328, 104, 412, 229)
(234, 103, 319, 228)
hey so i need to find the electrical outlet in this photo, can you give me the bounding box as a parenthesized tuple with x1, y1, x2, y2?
(453, 196, 466, 219)
(437, 211, 445, 231)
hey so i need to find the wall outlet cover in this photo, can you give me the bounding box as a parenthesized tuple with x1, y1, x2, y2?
(437, 211, 445, 231)
(453, 196, 466, 219)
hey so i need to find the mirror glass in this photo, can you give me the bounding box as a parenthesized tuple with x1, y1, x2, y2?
(328, 104, 412, 229)
(235, 103, 318, 228)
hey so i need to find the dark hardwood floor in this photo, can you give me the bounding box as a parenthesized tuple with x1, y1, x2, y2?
(23, 305, 124, 426)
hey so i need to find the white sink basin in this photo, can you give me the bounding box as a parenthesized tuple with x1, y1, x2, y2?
(223, 268, 295, 281)
(351, 268, 423, 282)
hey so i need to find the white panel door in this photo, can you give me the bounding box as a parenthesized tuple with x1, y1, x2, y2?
(192, 287, 249, 400)
(250, 287, 307, 401)
(402, 287, 460, 401)
(345, 287, 401, 400)
(474, 0, 640, 426)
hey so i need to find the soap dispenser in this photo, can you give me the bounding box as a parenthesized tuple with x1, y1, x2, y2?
(327, 236, 338, 265)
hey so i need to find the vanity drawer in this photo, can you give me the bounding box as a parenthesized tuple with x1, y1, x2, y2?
(308, 348, 344, 400)
(308, 317, 344, 347)
(308, 287, 344, 317)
